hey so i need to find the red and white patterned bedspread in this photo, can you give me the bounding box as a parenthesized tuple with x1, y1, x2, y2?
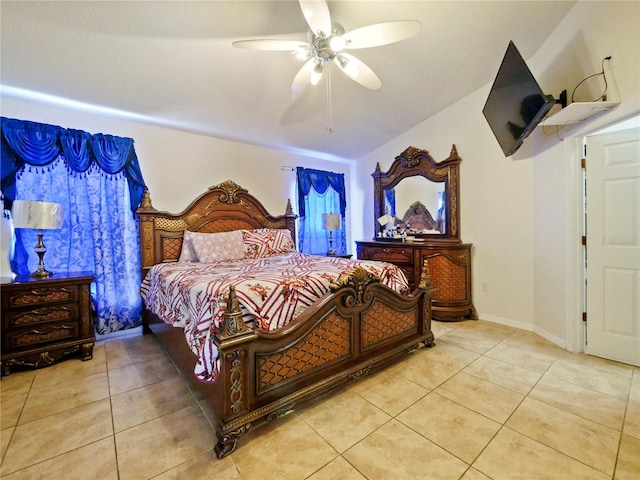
(140, 252, 410, 382)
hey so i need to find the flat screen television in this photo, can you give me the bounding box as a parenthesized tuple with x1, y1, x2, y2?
(482, 41, 557, 157)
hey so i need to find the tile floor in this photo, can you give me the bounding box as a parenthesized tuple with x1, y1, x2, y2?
(1, 319, 639, 480)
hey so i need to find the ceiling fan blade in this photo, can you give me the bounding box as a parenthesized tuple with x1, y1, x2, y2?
(292, 58, 316, 92)
(343, 20, 422, 49)
(299, 0, 332, 37)
(232, 39, 310, 51)
(335, 53, 381, 90)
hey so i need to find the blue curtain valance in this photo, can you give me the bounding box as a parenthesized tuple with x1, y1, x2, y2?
(296, 167, 346, 218)
(1, 117, 146, 213)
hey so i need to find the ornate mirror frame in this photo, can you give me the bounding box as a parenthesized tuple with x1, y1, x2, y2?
(373, 145, 462, 242)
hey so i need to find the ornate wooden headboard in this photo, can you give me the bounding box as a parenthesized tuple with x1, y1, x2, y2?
(136, 180, 297, 278)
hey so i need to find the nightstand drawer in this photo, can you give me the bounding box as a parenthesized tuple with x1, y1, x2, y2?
(4, 303, 79, 327)
(6, 322, 80, 350)
(5, 285, 78, 309)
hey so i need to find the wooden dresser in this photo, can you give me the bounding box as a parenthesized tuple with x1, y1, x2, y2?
(1, 271, 95, 375)
(357, 240, 476, 321)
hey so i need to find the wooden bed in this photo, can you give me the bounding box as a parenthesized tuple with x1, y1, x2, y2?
(137, 180, 436, 458)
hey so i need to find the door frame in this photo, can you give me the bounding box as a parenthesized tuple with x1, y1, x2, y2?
(568, 114, 640, 355)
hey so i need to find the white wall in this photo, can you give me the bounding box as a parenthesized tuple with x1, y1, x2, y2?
(0, 97, 352, 276)
(357, 0, 640, 347)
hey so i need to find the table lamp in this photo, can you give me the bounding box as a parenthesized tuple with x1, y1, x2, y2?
(11, 200, 63, 278)
(322, 213, 341, 256)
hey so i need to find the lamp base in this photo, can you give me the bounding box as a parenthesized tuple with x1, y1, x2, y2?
(327, 249, 337, 256)
(30, 266, 53, 278)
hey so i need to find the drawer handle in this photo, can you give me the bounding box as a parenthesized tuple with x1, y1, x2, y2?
(382, 248, 407, 255)
(30, 287, 73, 296)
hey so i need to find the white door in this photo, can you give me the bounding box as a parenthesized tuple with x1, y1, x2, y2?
(586, 127, 640, 366)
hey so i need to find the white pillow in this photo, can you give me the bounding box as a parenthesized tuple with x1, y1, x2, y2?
(178, 231, 197, 262)
(188, 230, 246, 263)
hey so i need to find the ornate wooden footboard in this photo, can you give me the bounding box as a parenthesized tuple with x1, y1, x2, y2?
(138, 180, 435, 457)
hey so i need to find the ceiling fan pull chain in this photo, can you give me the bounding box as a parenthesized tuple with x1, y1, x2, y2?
(326, 65, 334, 135)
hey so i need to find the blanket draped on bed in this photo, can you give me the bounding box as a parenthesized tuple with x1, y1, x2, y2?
(141, 252, 409, 382)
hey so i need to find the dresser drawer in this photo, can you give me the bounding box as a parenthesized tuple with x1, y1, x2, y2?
(5, 321, 80, 351)
(361, 245, 413, 264)
(4, 285, 78, 309)
(4, 303, 79, 328)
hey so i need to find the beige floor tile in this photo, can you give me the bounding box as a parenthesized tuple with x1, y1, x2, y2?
(388, 347, 459, 390)
(19, 372, 110, 424)
(1, 427, 14, 460)
(108, 356, 180, 395)
(558, 350, 635, 378)
(460, 467, 492, 480)
(0, 391, 27, 429)
(506, 397, 619, 476)
(231, 415, 338, 480)
(111, 375, 195, 432)
(485, 342, 559, 373)
(30, 345, 107, 389)
(197, 399, 217, 429)
(0, 370, 35, 397)
(438, 321, 513, 354)
(463, 355, 542, 394)
(397, 392, 501, 463)
(307, 456, 367, 480)
(2, 437, 118, 480)
(343, 419, 468, 480)
(530, 374, 627, 430)
(501, 330, 565, 355)
(420, 340, 480, 370)
(623, 400, 640, 439)
(115, 404, 214, 480)
(1, 398, 113, 475)
(105, 334, 168, 370)
(151, 449, 242, 479)
(434, 372, 525, 423)
(348, 366, 429, 416)
(301, 389, 390, 452)
(431, 320, 461, 338)
(546, 357, 632, 400)
(615, 434, 640, 480)
(473, 427, 609, 480)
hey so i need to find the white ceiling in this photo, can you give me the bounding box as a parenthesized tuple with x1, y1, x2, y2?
(0, 1, 576, 161)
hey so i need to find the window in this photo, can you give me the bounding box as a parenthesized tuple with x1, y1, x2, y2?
(296, 167, 346, 255)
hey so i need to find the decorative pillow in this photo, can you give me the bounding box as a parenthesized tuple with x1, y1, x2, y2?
(242, 228, 295, 259)
(183, 230, 246, 263)
(178, 231, 198, 262)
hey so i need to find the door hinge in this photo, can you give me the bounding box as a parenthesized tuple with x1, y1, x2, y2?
(581, 235, 587, 246)
(582, 312, 587, 322)
(581, 157, 586, 169)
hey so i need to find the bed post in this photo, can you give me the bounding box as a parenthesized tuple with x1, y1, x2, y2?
(418, 258, 436, 347)
(213, 285, 259, 458)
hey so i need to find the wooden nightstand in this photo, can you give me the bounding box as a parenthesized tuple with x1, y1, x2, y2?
(1, 271, 95, 376)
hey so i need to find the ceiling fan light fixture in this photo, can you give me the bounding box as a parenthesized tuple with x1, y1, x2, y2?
(310, 61, 324, 85)
(328, 35, 346, 53)
(293, 46, 311, 60)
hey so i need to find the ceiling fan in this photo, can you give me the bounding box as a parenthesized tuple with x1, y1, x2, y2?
(232, 0, 421, 92)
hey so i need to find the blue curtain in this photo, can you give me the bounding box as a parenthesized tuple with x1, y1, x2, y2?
(296, 167, 346, 255)
(1, 118, 147, 334)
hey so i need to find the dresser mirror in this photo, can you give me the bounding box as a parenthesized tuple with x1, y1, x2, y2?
(373, 145, 461, 242)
